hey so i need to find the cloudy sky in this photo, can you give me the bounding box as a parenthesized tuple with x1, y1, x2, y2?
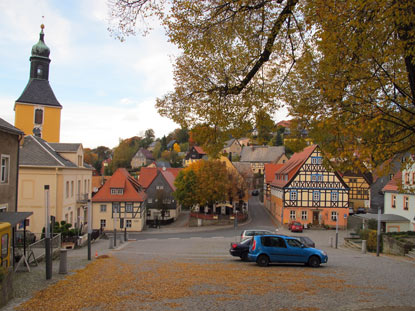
(0, 0, 288, 149)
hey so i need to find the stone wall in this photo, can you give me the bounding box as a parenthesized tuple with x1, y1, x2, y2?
(383, 236, 415, 256)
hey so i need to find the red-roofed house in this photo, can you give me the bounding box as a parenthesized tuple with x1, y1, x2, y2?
(383, 165, 415, 232)
(264, 163, 284, 210)
(92, 168, 147, 232)
(184, 146, 208, 166)
(138, 167, 182, 225)
(269, 145, 349, 229)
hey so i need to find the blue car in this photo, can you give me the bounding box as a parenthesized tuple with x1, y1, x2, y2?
(248, 235, 328, 267)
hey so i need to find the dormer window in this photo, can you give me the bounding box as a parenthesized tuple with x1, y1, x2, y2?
(110, 188, 124, 195)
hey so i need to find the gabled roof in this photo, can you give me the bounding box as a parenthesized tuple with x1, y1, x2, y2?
(0, 118, 24, 136)
(194, 146, 206, 155)
(271, 145, 317, 188)
(277, 120, 291, 128)
(167, 140, 177, 149)
(264, 163, 284, 184)
(19, 135, 78, 168)
(382, 171, 402, 192)
(160, 168, 182, 191)
(48, 143, 81, 153)
(240, 146, 285, 163)
(92, 168, 146, 202)
(133, 148, 154, 160)
(232, 162, 253, 177)
(16, 79, 62, 108)
(138, 167, 182, 190)
(138, 167, 159, 188)
(224, 138, 241, 148)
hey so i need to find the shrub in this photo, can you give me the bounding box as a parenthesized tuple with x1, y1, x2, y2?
(367, 230, 382, 252)
(367, 219, 378, 230)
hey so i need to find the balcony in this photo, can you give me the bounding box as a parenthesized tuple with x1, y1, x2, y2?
(76, 193, 89, 204)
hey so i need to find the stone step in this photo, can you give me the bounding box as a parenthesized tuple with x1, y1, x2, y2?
(406, 250, 415, 259)
(343, 239, 361, 250)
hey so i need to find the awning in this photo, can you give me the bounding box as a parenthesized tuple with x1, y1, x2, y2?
(0, 212, 33, 227)
(354, 213, 410, 223)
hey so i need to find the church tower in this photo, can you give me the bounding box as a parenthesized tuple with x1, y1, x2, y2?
(14, 24, 62, 143)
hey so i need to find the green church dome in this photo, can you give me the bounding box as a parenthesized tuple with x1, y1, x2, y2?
(31, 24, 50, 59)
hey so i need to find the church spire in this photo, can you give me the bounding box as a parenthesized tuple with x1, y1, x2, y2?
(29, 24, 51, 80)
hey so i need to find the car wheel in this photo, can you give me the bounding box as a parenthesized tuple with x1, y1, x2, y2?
(257, 254, 269, 267)
(308, 256, 321, 268)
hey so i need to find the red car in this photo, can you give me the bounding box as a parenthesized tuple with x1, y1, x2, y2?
(288, 221, 303, 232)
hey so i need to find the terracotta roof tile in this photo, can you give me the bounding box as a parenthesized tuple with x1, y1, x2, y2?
(271, 145, 317, 188)
(138, 167, 182, 190)
(382, 171, 401, 192)
(92, 168, 146, 202)
(194, 146, 206, 155)
(264, 163, 284, 183)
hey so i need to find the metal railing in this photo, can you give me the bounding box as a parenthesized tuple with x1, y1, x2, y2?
(76, 193, 89, 203)
(25, 233, 62, 264)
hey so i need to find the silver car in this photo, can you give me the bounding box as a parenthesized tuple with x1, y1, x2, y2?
(240, 229, 277, 241)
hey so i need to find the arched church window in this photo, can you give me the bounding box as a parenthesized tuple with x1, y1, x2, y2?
(34, 108, 43, 125)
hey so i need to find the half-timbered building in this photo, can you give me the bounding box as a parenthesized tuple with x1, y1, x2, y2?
(92, 168, 147, 232)
(269, 145, 349, 229)
(340, 171, 372, 212)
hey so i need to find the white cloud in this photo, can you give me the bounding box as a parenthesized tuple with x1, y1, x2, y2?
(60, 97, 178, 149)
(0, 96, 16, 125)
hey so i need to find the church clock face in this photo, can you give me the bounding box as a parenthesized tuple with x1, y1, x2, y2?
(33, 127, 42, 137)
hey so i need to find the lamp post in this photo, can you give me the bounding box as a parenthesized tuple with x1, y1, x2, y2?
(335, 211, 339, 249)
(113, 205, 117, 248)
(87, 200, 92, 260)
(376, 207, 381, 256)
(44, 185, 52, 280)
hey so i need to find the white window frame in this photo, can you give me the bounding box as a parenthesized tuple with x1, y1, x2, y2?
(301, 211, 307, 220)
(100, 219, 106, 228)
(290, 210, 296, 220)
(0, 155, 10, 184)
(126, 219, 132, 228)
(290, 190, 297, 201)
(110, 188, 124, 195)
(331, 191, 338, 202)
(126, 203, 133, 213)
(331, 211, 338, 221)
(100, 204, 107, 212)
(311, 156, 322, 165)
(313, 191, 320, 201)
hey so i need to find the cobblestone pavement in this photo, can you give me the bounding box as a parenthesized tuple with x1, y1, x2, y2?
(3, 227, 415, 311)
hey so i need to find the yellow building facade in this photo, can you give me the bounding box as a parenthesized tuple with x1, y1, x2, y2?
(18, 136, 92, 235)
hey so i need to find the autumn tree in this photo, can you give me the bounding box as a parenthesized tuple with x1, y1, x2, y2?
(174, 168, 198, 210)
(174, 159, 230, 212)
(108, 0, 298, 156)
(282, 0, 415, 170)
(110, 136, 141, 172)
(254, 109, 276, 145)
(108, 0, 415, 170)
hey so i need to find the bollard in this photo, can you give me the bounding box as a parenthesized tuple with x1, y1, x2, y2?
(329, 237, 333, 248)
(109, 237, 114, 249)
(59, 249, 68, 274)
(362, 240, 367, 254)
